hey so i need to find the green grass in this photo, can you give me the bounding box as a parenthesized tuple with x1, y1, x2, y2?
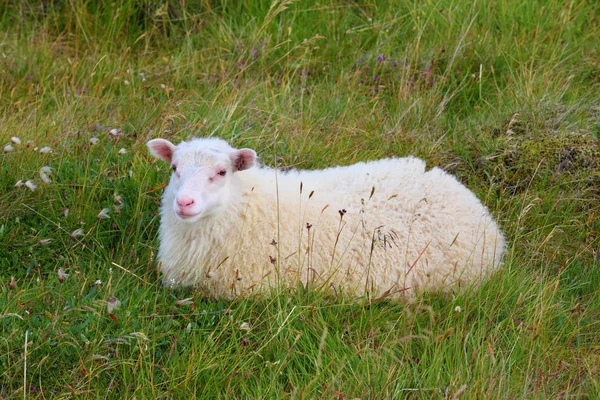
(1, 0, 599, 398)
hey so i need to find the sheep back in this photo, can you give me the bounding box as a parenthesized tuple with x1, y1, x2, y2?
(157, 156, 505, 300)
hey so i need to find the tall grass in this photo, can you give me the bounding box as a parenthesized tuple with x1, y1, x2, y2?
(1, 0, 599, 398)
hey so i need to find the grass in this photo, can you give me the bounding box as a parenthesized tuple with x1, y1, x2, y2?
(1, 0, 599, 398)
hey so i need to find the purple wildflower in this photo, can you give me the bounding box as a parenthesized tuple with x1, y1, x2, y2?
(422, 66, 432, 77)
(251, 50, 258, 57)
(373, 75, 379, 81)
(377, 54, 385, 63)
(422, 66, 434, 86)
(360, 79, 365, 84)
(357, 59, 362, 64)
(392, 61, 398, 68)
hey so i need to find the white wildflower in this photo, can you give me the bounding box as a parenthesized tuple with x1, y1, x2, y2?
(11, 137, 21, 145)
(95, 279, 102, 286)
(26, 140, 34, 147)
(97, 208, 110, 219)
(14, 180, 23, 188)
(160, 84, 166, 89)
(454, 306, 461, 313)
(39, 238, 52, 245)
(107, 296, 121, 313)
(70, 228, 84, 238)
(113, 193, 124, 209)
(57, 268, 69, 283)
(90, 137, 99, 145)
(239, 322, 252, 331)
(39, 147, 52, 154)
(128, 170, 133, 178)
(39, 166, 52, 184)
(63, 208, 69, 218)
(25, 180, 37, 191)
(123, 80, 130, 85)
(4, 145, 13, 153)
(117, 148, 127, 155)
(108, 129, 120, 137)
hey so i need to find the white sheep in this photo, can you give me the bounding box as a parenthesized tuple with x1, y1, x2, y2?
(147, 137, 505, 300)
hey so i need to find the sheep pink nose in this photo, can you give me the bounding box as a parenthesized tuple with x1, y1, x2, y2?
(176, 195, 195, 209)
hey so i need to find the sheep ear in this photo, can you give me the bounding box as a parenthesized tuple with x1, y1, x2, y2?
(231, 148, 256, 172)
(147, 139, 177, 163)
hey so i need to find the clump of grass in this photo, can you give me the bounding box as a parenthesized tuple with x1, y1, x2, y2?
(1, 0, 599, 398)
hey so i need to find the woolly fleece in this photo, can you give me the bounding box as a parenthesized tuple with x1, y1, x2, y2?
(150, 138, 506, 300)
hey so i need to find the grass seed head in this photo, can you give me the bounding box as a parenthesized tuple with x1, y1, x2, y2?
(175, 297, 194, 307)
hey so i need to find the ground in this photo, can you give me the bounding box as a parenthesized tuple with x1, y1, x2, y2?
(0, 1, 599, 398)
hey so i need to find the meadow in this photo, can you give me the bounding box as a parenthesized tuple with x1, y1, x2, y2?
(1, 0, 599, 398)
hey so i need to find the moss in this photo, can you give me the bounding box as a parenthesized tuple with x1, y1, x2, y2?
(432, 118, 600, 205)
(492, 130, 599, 194)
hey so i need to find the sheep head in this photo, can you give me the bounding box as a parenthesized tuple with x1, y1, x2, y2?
(147, 138, 256, 222)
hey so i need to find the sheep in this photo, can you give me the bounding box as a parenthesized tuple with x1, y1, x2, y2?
(147, 137, 506, 300)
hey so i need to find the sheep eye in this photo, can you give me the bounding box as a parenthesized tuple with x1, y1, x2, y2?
(218, 170, 227, 176)
(172, 165, 177, 172)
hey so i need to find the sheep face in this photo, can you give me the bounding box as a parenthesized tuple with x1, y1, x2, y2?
(147, 138, 256, 223)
